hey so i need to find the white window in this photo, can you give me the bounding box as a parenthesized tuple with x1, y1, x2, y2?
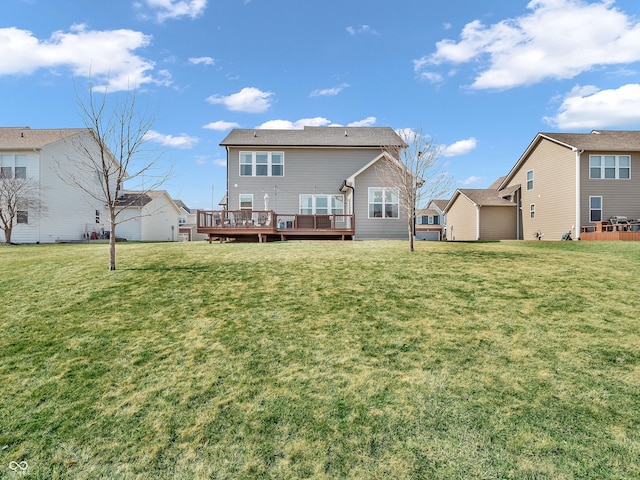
(17, 199, 28, 224)
(590, 196, 602, 222)
(239, 194, 253, 210)
(589, 155, 630, 179)
(368, 188, 399, 219)
(0, 154, 27, 179)
(178, 215, 187, 225)
(95, 210, 101, 224)
(526, 170, 534, 190)
(239, 152, 284, 177)
(530, 204, 535, 219)
(299, 194, 344, 214)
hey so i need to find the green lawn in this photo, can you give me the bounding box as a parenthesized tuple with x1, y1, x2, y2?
(1, 240, 639, 479)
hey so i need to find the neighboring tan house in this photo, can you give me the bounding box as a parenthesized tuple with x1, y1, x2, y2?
(497, 130, 640, 240)
(0, 127, 110, 244)
(114, 190, 182, 242)
(415, 199, 448, 241)
(198, 126, 409, 241)
(444, 130, 640, 241)
(444, 184, 518, 241)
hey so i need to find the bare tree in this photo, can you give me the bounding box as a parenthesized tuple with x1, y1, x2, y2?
(58, 82, 170, 269)
(0, 175, 45, 244)
(378, 128, 452, 252)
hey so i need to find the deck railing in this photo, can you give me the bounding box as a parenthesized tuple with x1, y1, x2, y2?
(197, 210, 354, 232)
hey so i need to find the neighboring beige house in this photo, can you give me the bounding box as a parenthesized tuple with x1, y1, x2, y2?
(114, 190, 182, 242)
(444, 184, 518, 241)
(444, 130, 640, 241)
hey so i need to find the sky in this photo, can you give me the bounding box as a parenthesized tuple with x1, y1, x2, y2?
(3, 0, 640, 209)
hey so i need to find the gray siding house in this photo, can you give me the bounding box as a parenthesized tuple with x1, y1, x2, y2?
(198, 126, 410, 241)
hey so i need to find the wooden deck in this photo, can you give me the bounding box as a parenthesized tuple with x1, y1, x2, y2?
(197, 210, 355, 242)
(580, 220, 640, 241)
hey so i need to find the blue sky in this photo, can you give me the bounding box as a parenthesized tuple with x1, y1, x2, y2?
(3, 0, 640, 208)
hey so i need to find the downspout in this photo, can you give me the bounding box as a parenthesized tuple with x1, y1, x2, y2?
(516, 189, 521, 240)
(476, 204, 481, 240)
(342, 180, 355, 236)
(573, 148, 584, 239)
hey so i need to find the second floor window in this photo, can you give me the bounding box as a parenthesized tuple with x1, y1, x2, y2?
(526, 170, 534, 190)
(240, 152, 284, 177)
(0, 154, 27, 179)
(589, 155, 630, 179)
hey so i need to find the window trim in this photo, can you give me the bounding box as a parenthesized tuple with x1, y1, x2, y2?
(530, 204, 535, 219)
(368, 187, 399, 219)
(299, 194, 345, 215)
(239, 194, 254, 210)
(239, 151, 285, 177)
(589, 154, 631, 180)
(526, 170, 534, 190)
(589, 196, 603, 222)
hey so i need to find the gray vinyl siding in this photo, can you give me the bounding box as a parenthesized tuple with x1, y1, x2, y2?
(226, 146, 408, 239)
(446, 196, 477, 241)
(580, 151, 640, 225)
(352, 162, 408, 240)
(479, 206, 517, 240)
(505, 138, 576, 241)
(227, 147, 378, 213)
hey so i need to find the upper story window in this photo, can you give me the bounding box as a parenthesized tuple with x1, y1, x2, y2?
(526, 170, 534, 190)
(589, 155, 630, 179)
(178, 215, 187, 225)
(0, 154, 27, 179)
(239, 152, 284, 177)
(418, 215, 439, 225)
(368, 188, 399, 219)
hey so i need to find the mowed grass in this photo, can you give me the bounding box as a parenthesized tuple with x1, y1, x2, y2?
(0, 240, 639, 479)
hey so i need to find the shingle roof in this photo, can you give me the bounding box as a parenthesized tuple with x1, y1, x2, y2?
(0, 127, 87, 150)
(540, 130, 640, 151)
(174, 199, 190, 212)
(220, 126, 405, 148)
(430, 199, 449, 211)
(114, 192, 153, 207)
(457, 189, 517, 207)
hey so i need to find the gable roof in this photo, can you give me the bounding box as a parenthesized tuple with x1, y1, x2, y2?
(0, 127, 87, 150)
(429, 199, 449, 212)
(444, 188, 516, 213)
(220, 126, 405, 148)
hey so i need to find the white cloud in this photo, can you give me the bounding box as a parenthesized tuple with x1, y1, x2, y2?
(310, 83, 349, 97)
(203, 120, 240, 131)
(416, 0, 640, 89)
(213, 159, 227, 167)
(255, 116, 375, 130)
(137, 0, 207, 22)
(346, 25, 378, 36)
(257, 117, 333, 130)
(189, 56, 214, 65)
(441, 137, 477, 157)
(207, 87, 274, 113)
(0, 25, 165, 91)
(545, 83, 640, 129)
(458, 176, 483, 186)
(347, 117, 377, 127)
(144, 130, 199, 148)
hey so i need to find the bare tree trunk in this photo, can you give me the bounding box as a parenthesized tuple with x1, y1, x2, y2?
(109, 213, 117, 270)
(4, 226, 12, 245)
(408, 216, 414, 252)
